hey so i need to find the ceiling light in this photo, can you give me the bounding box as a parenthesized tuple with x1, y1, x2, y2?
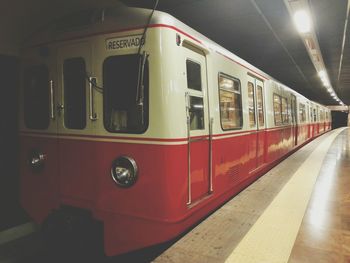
(318, 70, 326, 78)
(322, 80, 330, 87)
(294, 10, 312, 33)
(318, 70, 331, 87)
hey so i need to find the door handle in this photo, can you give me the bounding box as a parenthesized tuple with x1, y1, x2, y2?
(89, 77, 98, 121)
(57, 104, 64, 115)
(49, 80, 55, 119)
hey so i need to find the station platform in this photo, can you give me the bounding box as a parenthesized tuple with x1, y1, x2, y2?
(154, 127, 350, 263)
(0, 127, 349, 262)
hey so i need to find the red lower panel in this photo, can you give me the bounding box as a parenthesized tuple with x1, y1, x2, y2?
(19, 125, 324, 255)
(190, 139, 210, 202)
(297, 124, 308, 145)
(257, 130, 266, 167)
(19, 136, 60, 223)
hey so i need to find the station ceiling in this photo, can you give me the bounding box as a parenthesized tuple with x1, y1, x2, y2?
(1, 0, 349, 105)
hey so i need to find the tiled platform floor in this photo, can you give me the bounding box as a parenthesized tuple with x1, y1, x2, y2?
(155, 128, 349, 263)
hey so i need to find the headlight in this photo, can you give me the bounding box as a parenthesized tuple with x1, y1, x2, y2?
(111, 156, 138, 188)
(28, 149, 46, 170)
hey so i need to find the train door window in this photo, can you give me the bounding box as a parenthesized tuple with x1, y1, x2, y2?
(313, 108, 316, 122)
(189, 96, 204, 130)
(103, 54, 149, 133)
(310, 107, 313, 122)
(257, 85, 264, 126)
(63, 57, 86, 129)
(186, 59, 204, 130)
(23, 65, 50, 129)
(186, 60, 202, 91)
(247, 82, 256, 127)
(218, 73, 242, 130)
(320, 110, 324, 121)
(273, 94, 282, 125)
(281, 97, 289, 124)
(291, 95, 297, 125)
(299, 103, 306, 123)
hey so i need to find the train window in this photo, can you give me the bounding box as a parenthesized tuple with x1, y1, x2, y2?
(218, 74, 242, 130)
(63, 58, 87, 129)
(281, 97, 289, 124)
(273, 94, 282, 125)
(248, 82, 256, 127)
(299, 103, 306, 123)
(310, 107, 313, 122)
(313, 108, 317, 122)
(320, 110, 324, 121)
(186, 60, 202, 91)
(23, 65, 50, 129)
(189, 96, 204, 130)
(257, 85, 264, 127)
(103, 54, 149, 134)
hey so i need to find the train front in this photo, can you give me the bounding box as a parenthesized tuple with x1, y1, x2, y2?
(19, 7, 190, 256)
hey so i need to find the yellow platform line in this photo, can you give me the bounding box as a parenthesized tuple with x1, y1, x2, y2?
(225, 128, 347, 263)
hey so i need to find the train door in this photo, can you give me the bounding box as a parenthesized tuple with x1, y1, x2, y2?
(313, 107, 317, 136)
(255, 79, 266, 168)
(309, 105, 314, 137)
(20, 51, 60, 219)
(316, 106, 320, 134)
(291, 94, 297, 146)
(184, 47, 210, 205)
(247, 76, 266, 171)
(56, 43, 97, 204)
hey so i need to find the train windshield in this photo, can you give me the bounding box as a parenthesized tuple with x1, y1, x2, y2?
(23, 65, 50, 129)
(103, 54, 149, 133)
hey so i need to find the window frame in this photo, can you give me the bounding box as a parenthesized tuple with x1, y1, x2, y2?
(102, 54, 149, 134)
(23, 64, 50, 130)
(218, 72, 243, 131)
(256, 85, 265, 127)
(63, 57, 87, 130)
(247, 81, 256, 128)
(273, 93, 282, 126)
(299, 103, 306, 123)
(281, 97, 289, 124)
(188, 95, 205, 131)
(186, 59, 202, 92)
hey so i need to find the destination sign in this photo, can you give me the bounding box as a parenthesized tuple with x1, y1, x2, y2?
(106, 35, 145, 51)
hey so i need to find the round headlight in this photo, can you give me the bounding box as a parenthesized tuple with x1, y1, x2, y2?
(111, 156, 138, 188)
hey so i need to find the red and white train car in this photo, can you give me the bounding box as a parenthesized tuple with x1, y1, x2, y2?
(19, 6, 331, 256)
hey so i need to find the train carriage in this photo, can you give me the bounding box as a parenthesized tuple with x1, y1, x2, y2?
(19, 6, 331, 256)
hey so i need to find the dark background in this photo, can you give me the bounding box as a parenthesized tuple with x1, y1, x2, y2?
(0, 55, 29, 231)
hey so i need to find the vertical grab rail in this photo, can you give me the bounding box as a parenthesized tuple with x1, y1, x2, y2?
(185, 92, 192, 205)
(89, 77, 98, 121)
(209, 117, 214, 193)
(49, 80, 55, 120)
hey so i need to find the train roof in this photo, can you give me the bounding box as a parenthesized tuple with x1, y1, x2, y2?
(23, 5, 270, 80)
(23, 5, 326, 108)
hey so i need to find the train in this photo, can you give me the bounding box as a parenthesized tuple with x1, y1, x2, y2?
(19, 5, 331, 257)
